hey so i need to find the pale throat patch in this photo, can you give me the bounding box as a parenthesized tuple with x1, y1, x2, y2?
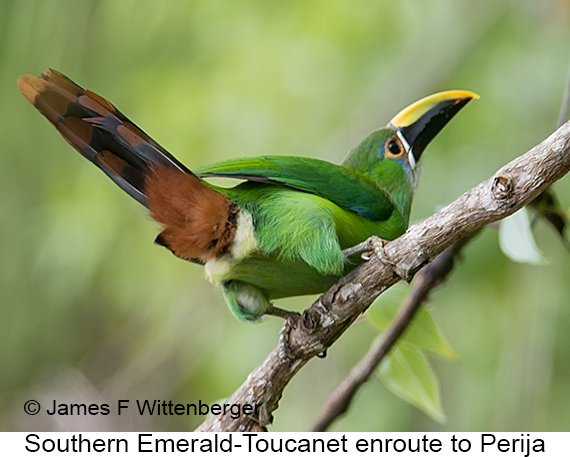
(396, 129, 421, 190)
(204, 209, 258, 284)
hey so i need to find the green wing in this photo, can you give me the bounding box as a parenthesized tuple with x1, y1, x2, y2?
(194, 156, 394, 221)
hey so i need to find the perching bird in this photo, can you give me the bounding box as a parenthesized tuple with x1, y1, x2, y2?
(18, 70, 477, 322)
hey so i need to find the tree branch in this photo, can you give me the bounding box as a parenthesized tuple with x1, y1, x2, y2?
(195, 121, 570, 432)
(309, 232, 478, 432)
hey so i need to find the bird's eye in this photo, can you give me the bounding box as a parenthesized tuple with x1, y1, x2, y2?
(388, 140, 400, 155)
(384, 135, 405, 158)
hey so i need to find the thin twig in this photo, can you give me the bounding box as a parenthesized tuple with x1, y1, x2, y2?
(196, 121, 570, 432)
(309, 232, 478, 432)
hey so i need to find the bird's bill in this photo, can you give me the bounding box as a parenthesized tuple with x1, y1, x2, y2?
(389, 90, 479, 163)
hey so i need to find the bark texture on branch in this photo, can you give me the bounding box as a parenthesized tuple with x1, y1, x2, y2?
(310, 232, 478, 432)
(196, 121, 570, 432)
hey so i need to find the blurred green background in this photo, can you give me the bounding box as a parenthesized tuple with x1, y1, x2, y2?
(1, 0, 570, 432)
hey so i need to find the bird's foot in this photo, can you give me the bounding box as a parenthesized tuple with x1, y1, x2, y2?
(342, 236, 395, 263)
(342, 240, 373, 259)
(367, 236, 393, 265)
(348, 236, 428, 283)
(372, 236, 430, 282)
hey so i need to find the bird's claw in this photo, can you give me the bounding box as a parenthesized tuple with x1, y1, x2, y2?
(342, 240, 374, 260)
(368, 236, 427, 282)
(369, 236, 395, 267)
(343, 236, 392, 264)
(369, 236, 409, 281)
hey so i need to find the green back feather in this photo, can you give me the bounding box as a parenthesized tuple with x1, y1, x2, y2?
(195, 156, 395, 221)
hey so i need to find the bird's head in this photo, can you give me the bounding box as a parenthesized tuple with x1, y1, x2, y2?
(342, 90, 478, 220)
(344, 90, 479, 180)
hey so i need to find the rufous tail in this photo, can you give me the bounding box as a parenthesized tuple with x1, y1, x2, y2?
(18, 70, 237, 263)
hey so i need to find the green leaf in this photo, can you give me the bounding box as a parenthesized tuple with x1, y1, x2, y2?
(368, 283, 456, 358)
(378, 343, 445, 423)
(499, 207, 548, 265)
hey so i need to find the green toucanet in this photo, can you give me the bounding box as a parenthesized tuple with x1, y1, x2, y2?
(18, 70, 477, 321)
